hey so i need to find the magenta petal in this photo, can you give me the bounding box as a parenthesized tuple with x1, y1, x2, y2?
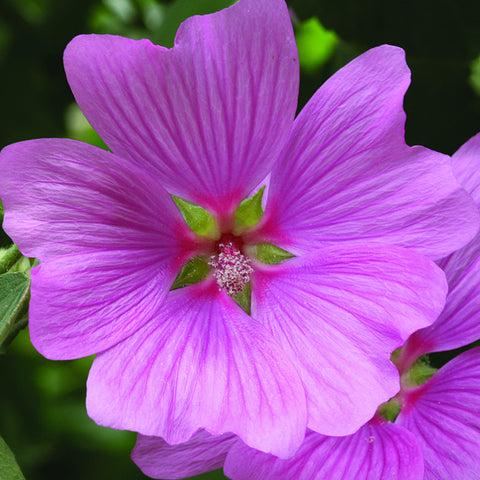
(29, 251, 176, 360)
(224, 419, 424, 480)
(401, 240, 480, 361)
(0, 139, 194, 359)
(401, 134, 480, 361)
(64, 0, 298, 217)
(0, 139, 193, 262)
(256, 45, 478, 259)
(87, 280, 306, 458)
(451, 132, 480, 205)
(396, 348, 480, 480)
(132, 430, 238, 480)
(251, 243, 447, 435)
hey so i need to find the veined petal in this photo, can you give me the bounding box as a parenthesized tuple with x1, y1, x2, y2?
(400, 241, 480, 362)
(132, 430, 238, 480)
(0, 139, 194, 359)
(451, 132, 480, 206)
(87, 280, 306, 459)
(224, 419, 424, 480)
(64, 0, 298, 218)
(401, 134, 480, 362)
(29, 250, 178, 360)
(251, 243, 447, 435)
(0, 139, 194, 262)
(254, 45, 478, 259)
(396, 348, 480, 480)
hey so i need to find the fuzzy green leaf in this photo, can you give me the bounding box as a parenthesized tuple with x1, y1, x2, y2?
(0, 435, 26, 480)
(0, 272, 30, 352)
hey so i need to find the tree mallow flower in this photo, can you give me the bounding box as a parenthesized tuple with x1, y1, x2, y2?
(0, 0, 477, 459)
(131, 134, 480, 480)
(218, 349, 480, 480)
(399, 132, 480, 370)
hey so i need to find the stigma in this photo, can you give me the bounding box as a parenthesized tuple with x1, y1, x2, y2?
(208, 242, 253, 295)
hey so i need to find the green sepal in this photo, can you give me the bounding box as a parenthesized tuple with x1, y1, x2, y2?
(378, 398, 401, 423)
(172, 196, 218, 238)
(0, 198, 4, 220)
(233, 186, 265, 234)
(0, 272, 30, 353)
(171, 256, 210, 290)
(0, 435, 25, 480)
(255, 243, 295, 265)
(232, 282, 251, 315)
(409, 357, 437, 387)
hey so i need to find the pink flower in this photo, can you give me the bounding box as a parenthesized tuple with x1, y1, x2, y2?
(400, 132, 480, 368)
(0, 0, 476, 459)
(218, 348, 480, 480)
(131, 134, 480, 480)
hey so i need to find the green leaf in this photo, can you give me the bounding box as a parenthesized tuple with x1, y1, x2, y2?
(0, 272, 30, 353)
(0, 435, 26, 480)
(171, 256, 210, 290)
(172, 196, 218, 238)
(295, 17, 339, 72)
(233, 186, 265, 234)
(255, 243, 295, 265)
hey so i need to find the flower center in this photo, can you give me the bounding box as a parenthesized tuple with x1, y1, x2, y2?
(208, 242, 253, 295)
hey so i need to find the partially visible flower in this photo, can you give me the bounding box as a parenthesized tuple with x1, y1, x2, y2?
(399, 132, 480, 368)
(0, 0, 476, 459)
(219, 348, 480, 480)
(131, 134, 480, 480)
(132, 416, 425, 480)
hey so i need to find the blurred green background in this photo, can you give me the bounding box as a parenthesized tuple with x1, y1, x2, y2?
(0, 0, 479, 479)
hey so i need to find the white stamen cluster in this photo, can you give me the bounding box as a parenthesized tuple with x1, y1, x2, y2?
(208, 242, 253, 295)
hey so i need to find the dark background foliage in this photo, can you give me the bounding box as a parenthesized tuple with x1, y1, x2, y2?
(290, 0, 480, 153)
(0, 0, 479, 479)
